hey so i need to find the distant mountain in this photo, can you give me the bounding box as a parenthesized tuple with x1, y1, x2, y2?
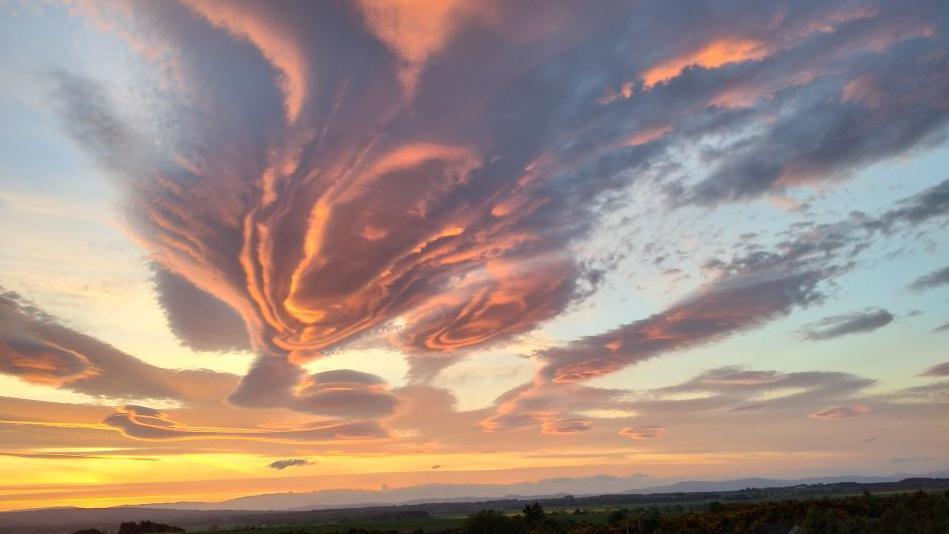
(636, 474, 910, 494)
(132, 473, 659, 511)
(131, 470, 949, 512)
(2, 476, 948, 534)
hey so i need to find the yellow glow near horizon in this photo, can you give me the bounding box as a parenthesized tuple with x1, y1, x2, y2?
(0, 448, 843, 510)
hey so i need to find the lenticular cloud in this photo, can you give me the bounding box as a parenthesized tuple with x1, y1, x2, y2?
(56, 0, 949, 415)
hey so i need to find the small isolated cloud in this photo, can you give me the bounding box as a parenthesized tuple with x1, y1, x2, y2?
(619, 425, 667, 440)
(809, 405, 871, 420)
(541, 418, 592, 435)
(935, 321, 949, 333)
(268, 458, 313, 470)
(908, 265, 949, 291)
(800, 308, 893, 341)
(921, 361, 949, 377)
(431, 464, 441, 470)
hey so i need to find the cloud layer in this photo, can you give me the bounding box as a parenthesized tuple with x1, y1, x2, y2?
(45, 0, 948, 419)
(1, 3, 948, 507)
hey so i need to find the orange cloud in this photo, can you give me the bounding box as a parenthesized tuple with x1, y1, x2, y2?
(0, 340, 98, 386)
(355, 0, 464, 96)
(104, 405, 389, 442)
(643, 38, 771, 88)
(619, 426, 667, 440)
(620, 124, 673, 147)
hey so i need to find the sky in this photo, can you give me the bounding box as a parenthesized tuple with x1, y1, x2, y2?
(0, 0, 948, 512)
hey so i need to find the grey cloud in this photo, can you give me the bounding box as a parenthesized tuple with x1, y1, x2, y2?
(885, 381, 949, 404)
(921, 361, 949, 376)
(230, 357, 400, 418)
(153, 265, 251, 352)
(869, 178, 949, 231)
(909, 265, 949, 291)
(485, 176, 949, 433)
(541, 418, 593, 435)
(295, 370, 399, 418)
(800, 308, 894, 341)
(659, 366, 874, 399)
(540, 269, 827, 383)
(672, 10, 949, 205)
(268, 458, 313, 470)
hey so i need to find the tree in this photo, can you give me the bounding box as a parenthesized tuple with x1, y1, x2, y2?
(607, 509, 634, 534)
(801, 506, 841, 534)
(463, 509, 527, 534)
(880, 501, 913, 533)
(637, 508, 661, 534)
(522, 502, 545, 526)
(118, 521, 184, 534)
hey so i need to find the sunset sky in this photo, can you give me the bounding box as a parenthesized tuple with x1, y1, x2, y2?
(1, 0, 948, 512)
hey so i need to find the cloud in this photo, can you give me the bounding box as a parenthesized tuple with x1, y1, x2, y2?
(104, 406, 389, 442)
(180, 0, 310, 123)
(541, 418, 592, 435)
(921, 362, 949, 377)
(885, 382, 949, 405)
(482, 176, 949, 433)
(0, 290, 238, 403)
(809, 405, 871, 420)
(674, 19, 948, 205)
(295, 370, 400, 418)
(642, 38, 771, 88)
(0, 338, 98, 386)
(228, 357, 401, 418)
(0, 451, 157, 461)
(268, 458, 313, 470)
(909, 265, 949, 291)
(483, 360, 878, 436)
(48, 0, 949, 421)
(152, 265, 251, 352)
(657, 366, 874, 400)
(541, 269, 826, 383)
(619, 426, 667, 440)
(799, 308, 894, 341)
(868, 178, 949, 231)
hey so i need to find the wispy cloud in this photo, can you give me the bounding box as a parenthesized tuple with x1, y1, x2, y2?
(799, 308, 894, 341)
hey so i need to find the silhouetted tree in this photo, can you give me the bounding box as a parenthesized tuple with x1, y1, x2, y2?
(118, 521, 184, 534)
(637, 508, 661, 534)
(523, 502, 545, 526)
(464, 509, 527, 534)
(607, 509, 633, 534)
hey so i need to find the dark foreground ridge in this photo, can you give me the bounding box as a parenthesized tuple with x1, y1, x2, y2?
(0, 477, 947, 534)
